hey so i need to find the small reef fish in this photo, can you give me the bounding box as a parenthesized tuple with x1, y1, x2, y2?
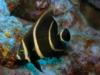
(19, 9, 70, 71)
(1, 9, 70, 72)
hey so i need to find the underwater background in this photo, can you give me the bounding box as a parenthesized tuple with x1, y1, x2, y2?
(0, 0, 100, 75)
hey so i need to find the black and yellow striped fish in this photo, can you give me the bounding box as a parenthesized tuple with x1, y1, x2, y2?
(16, 9, 70, 71)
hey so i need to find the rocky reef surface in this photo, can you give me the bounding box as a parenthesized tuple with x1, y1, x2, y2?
(0, 0, 100, 75)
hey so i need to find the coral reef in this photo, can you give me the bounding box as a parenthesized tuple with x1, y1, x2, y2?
(0, 0, 100, 75)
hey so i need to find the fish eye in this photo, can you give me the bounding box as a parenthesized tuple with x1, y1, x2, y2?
(60, 29, 70, 42)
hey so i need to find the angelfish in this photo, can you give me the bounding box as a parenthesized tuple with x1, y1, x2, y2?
(16, 9, 71, 72)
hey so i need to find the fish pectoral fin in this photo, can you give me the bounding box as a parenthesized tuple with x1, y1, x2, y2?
(32, 61, 43, 72)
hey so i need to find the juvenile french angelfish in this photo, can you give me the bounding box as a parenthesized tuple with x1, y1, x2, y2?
(16, 9, 71, 72)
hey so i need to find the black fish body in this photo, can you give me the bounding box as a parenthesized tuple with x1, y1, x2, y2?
(17, 10, 70, 71)
(22, 9, 70, 58)
(4, 9, 70, 71)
